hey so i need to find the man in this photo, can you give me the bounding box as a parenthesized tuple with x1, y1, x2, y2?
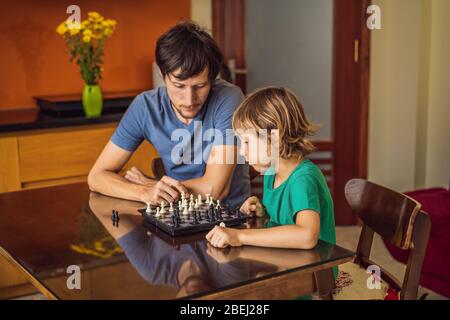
(88, 21, 251, 208)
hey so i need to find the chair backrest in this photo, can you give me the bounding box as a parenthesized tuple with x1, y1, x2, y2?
(151, 157, 166, 180)
(345, 179, 421, 249)
(345, 178, 431, 300)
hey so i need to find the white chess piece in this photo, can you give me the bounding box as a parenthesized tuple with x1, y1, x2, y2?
(155, 207, 161, 218)
(145, 202, 151, 214)
(197, 194, 202, 205)
(194, 199, 199, 210)
(205, 194, 210, 204)
(216, 199, 221, 209)
(219, 222, 226, 228)
(183, 204, 189, 216)
(160, 200, 166, 214)
(169, 202, 174, 214)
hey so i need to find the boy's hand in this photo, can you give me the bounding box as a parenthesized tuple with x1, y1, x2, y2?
(206, 226, 243, 248)
(240, 196, 264, 217)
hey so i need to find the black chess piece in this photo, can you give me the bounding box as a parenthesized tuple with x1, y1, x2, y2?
(235, 208, 241, 217)
(196, 209, 202, 221)
(171, 214, 178, 227)
(193, 211, 199, 224)
(111, 210, 120, 227)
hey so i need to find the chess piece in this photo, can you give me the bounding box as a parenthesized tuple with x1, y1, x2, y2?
(182, 204, 189, 216)
(155, 207, 161, 218)
(216, 200, 221, 209)
(145, 202, 152, 214)
(193, 211, 199, 224)
(219, 222, 226, 228)
(206, 193, 210, 204)
(169, 202, 174, 215)
(197, 194, 202, 205)
(160, 201, 166, 215)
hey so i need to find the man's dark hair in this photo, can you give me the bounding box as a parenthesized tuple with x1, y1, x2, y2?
(155, 21, 224, 82)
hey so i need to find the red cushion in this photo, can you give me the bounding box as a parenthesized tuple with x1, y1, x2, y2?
(382, 188, 450, 298)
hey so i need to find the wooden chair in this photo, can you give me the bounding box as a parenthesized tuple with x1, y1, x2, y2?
(339, 178, 431, 300)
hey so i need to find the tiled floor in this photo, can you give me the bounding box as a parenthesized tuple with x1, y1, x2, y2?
(12, 226, 448, 300)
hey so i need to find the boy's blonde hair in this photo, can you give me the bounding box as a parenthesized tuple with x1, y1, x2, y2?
(232, 87, 317, 159)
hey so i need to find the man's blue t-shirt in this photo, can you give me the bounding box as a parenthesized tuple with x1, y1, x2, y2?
(111, 79, 251, 208)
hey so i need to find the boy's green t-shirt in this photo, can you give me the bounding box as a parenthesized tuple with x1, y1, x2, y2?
(262, 159, 336, 245)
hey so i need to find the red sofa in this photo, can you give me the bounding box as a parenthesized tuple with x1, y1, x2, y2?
(383, 187, 450, 298)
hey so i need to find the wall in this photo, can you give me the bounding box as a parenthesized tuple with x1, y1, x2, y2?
(191, 0, 212, 32)
(368, 0, 450, 191)
(424, 0, 450, 188)
(0, 0, 190, 110)
(246, 0, 334, 140)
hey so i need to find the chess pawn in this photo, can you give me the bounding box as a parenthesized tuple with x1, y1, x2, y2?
(155, 207, 161, 218)
(190, 194, 194, 203)
(197, 194, 202, 205)
(205, 193, 210, 204)
(194, 199, 199, 210)
(169, 202, 174, 215)
(216, 200, 221, 209)
(160, 200, 166, 215)
(145, 202, 152, 214)
(183, 204, 189, 216)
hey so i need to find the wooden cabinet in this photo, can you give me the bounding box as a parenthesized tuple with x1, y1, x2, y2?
(0, 123, 158, 193)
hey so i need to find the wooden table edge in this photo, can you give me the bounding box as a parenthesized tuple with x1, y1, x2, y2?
(0, 245, 58, 300)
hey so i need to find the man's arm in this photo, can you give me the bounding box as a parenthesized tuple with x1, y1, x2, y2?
(88, 141, 187, 203)
(181, 144, 238, 200)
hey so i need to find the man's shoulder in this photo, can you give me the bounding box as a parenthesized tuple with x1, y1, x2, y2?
(210, 79, 244, 100)
(208, 80, 244, 113)
(130, 87, 168, 114)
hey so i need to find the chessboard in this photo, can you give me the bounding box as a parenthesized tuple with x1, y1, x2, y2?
(138, 193, 250, 236)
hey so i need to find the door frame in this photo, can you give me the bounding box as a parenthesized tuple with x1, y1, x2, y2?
(213, 0, 371, 225)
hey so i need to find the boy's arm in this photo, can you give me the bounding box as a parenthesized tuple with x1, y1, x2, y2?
(206, 209, 320, 249)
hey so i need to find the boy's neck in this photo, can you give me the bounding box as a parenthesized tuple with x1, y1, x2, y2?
(275, 156, 304, 185)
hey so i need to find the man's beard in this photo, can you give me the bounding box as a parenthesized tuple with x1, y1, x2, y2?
(173, 103, 202, 119)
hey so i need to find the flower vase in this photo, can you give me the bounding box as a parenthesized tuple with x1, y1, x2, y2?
(82, 84, 103, 117)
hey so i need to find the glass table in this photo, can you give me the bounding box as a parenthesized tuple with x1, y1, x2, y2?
(0, 183, 354, 299)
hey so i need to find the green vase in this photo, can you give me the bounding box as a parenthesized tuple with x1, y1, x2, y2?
(82, 84, 103, 117)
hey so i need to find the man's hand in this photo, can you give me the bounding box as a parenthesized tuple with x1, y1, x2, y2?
(206, 225, 243, 248)
(140, 175, 189, 204)
(124, 166, 155, 186)
(240, 196, 264, 217)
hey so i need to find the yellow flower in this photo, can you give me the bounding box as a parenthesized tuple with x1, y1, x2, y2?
(83, 29, 92, 37)
(88, 12, 100, 20)
(69, 28, 80, 36)
(56, 22, 68, 35)
(82, 35, 91, 43)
